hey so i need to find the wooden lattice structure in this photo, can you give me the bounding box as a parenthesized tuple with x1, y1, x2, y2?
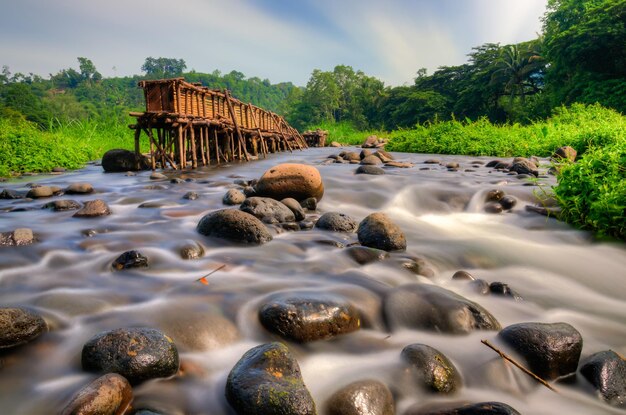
(302, 129, 328, 147)
(130, 78, 307, 170)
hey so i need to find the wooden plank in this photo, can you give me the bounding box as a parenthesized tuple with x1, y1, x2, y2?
(224, 90, 250, 161)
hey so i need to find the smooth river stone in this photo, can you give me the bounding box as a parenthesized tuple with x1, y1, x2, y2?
(0, 307, 47, 349)
(60, 373, 132, 415)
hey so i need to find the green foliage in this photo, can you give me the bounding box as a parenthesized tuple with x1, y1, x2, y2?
(309, 121, 386, 146)
(141, 57, 187, 78)
(554, 142, 626, 240)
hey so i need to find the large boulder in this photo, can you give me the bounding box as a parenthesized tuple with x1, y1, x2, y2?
(579, 350, 626, 407)
(196, 209, 272, 245)
(508, 158, 538, 177)
(401, 344, 462, 394)
(0, 307, 47, 349)
(255, 164, 324, 202)
(81, 327, 179, 384)
(225, 342, 317, 415)
(498, 322, 582, 380)
(357, 213, 406, 251)
(552, 146, 577, 162)
(102, 149, 149, 173)
(383, 284, 501, 334)
(259, 292, 360, 342)
(60, 373, 132, 415)
(240, 197, 295, 224)
(326, 379, 394, 415)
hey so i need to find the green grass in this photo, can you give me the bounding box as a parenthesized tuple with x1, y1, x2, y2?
(0, 117, 145, 177)
(309, 121, 387, 146)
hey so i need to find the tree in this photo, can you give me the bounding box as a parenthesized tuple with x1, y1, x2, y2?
(141, 57, 187, 78)
(78, 57, 102, 83)
(491, 41, 546, 105)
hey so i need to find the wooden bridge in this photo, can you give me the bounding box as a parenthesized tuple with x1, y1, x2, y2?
(130, 78, 307, 170)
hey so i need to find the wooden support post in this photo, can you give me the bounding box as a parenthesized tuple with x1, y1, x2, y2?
(191, 126, 198, 168)
(144, 128, 178, 169)
(271, 114, 293, 152)
(177, 125, 184, 169)
(248, 103, 267, 159)
(157, 128, 166, 168)
(134, 127, 141, 170)
(213, 128, 220, 165)
(149, 128, 156, 171)
(205, 127, 211, 165)
(199, 127, 206, 166)
(224, 90, 250, 161)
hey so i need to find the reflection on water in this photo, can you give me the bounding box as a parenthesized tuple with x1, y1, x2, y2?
(0, 148, 625, 414)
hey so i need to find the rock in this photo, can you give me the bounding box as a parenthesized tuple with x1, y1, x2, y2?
(494, 162, 510, 170)
(102, 149, 149, 173)
(384, 161, 413, 168)
(405, 401, 521, 415)
(552, 146, 577, 162)
(81, 327, 179, 384)
(498, 322, 583, 380)
(356, 165, 385, 175)
(326, 379, 394, 415)
(401, 344, 462, 394)
(343, 152, 362, 162)
(485, 189, 504, 202)
(509, 159, 538, 177)
(452, 270, 475, 281)
(401, 257, 435, 278)
(73, 200, 111, 218)
(1, 228, 35, 246)
(485, 160, 502, 168)
(0, 189, 22, 199)
(0, 307, 47, 349)
(424, 159, 441, 164)
(170, 178, 184, 184)
(470, 279, 491, 295)
(65, 183, 94, 194)
(300, 197, 317, 211)
(225, 342, 316, 415)
(360, 155, 383, 166)
(196, 209, 272, 245)
(150, 172, 167, 180)
(112, 250, 148, 270)
(362, 135, 380, 148)
(489, 282, 523, 300)
(498, 196, 517, 211)
(345, 246, 389, 265)
(383, 284, 501, 334)
(43, 200, 82, 211)
(579, 350, 626, 407)
(281, 198, 306, 221)
(484, 202, 503, 214)
(156, 312, 239, 352)
(179, 242, 204, 260)
(357, 213, 406, 251)
(255, 163, 324, 202)
(446, 162, 460, 169)
(240, 197, 295, 224)
(60, 373, 132, 415)
(259, 293, 360, 342)
(330, 141, 342, 147)
(360, 149, 374, 159)
(26, 186, 54, 198)
(223, 188, 246, 205)
(52, 167, 66, 173)
(183, 191, 198, 200)
(375, 150, 394, 162)
(316, 212, 358, 233)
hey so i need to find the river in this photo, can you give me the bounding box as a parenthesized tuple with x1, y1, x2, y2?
(0, 147, 624, 414)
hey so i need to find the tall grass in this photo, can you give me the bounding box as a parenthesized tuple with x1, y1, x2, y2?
(0, 117, 145, 177)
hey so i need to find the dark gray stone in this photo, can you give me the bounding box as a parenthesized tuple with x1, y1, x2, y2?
(281, 198, 306, 221)
(225, 342, 316, 415)
(240, 197, 295, 224)
(499, 196, 517, 210)
(484, 202, 503, 214)
(196, 209, 272, 245)
(102, 149, 149, 172)
(345, 246, 389, 265)
(383, 284, 501, 334)
(356, 165, 385, 175)
(401, 343, 462, 394)
(579, 350, 626, 407)
(498, 322, 583, 380)
(73, 200, 111, 218)
(43, 200, 81, 211)
(405, 401, 521, 415)
(509, 159, 538, 177)
(112, 250, 148, 270)
(0, 189, 23, 199)
(326, 379, 394, 415)
(316, 212, 358, 233)
(183, 191, 199, 200)
(489, 282, 523, 301)
(0, 307, 47, 349)
(300, 197, 317, 211)
(452, 270, 475, 281)
(357, 213, 406, 251)
(81, 327, 179, 384)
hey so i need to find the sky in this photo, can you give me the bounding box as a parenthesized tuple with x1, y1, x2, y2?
(0, 0, 548, 86)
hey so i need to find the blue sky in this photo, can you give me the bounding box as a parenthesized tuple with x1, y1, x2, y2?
(0, 0, 547, 86)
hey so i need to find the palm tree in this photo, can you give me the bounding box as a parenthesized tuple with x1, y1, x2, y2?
(492, 41, 545, 105)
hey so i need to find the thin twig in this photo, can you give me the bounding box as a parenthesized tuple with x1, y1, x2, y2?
(195, 264, 226, 285)
(481, 339, 559, 393)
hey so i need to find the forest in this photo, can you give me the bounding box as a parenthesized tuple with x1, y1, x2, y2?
(0, 0, 624, 239)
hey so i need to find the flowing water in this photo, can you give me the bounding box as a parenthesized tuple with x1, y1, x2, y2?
(0, 148, 624, 414)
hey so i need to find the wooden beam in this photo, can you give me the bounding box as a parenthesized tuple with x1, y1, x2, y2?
(224, 90, 250, 161)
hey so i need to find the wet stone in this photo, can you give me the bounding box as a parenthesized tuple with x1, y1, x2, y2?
(170, 178, 184, 184)
(375, 150, 394, 162)
(102, 149, 149, 172)
(183, 191, 199, 200)
(65, 182, 94, 194)
(401, 343, 462, 394)
(196, 209, 272, 245)
(179, 242, 204, 260)
(326, 379, 394, 415)
(384, 283, 501, 334)
(1, 228, 35, 246)
(240, 197, 295, 224)
(0, 307, 47, 349)
(579, 350, 626, 407)
(81, 327, 179, 384)
(259, 293, 360, 342)
(405, 401, 521, 415)
(281, 197, 306, 221)
(223, 188, 246, 205)
(60, 373, 132, 415)
(452, 270, 475, 281)
(73, 200, 111, 218)
(43, 200, 81, 211)
(485, 189, 504, 202)
(494, 162, 510, 170)
(255, 163, 324, 202)
(300, 197, 317, 211)
(360, 149, 374, 159)
(243, 185, 257, 197)
(356, 165, 385, 175)
(499, 195, 517, 210)
(553, 146, 577, 162)
(489, 282, 523, 301)
(52, 166, 66, 173)
(345, 246, 389, 265)
(225, 342, 316, 415)
(384, 161, 413, 168)
(424, 159, 441, 164)
(112, 250, 148, 270)
(26, 186, 54, 198)
(498, 322, 583, 380)
(361, 155, 383, 166)
(509, 158, 538, 177)
(150, 172, 167, 180)
(344, 152, 362, 162)
(401, 257, 435, 278)
(0, 189, 23, 199)
(470, 279, 491, 295)
(316, 212, 358, 233)
(446, 162, 460, 169)
(357, 212, 406, 252)
(484, 202, 504, 214)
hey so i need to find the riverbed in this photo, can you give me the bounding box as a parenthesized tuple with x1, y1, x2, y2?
(0, 147, 625, 414)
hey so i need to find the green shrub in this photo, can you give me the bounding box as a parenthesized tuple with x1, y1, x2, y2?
(309, 121, 387, 146)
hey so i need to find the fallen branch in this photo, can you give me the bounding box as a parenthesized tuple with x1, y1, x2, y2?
(481, 339, 559, 393)
(195, 264, 226, 285)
